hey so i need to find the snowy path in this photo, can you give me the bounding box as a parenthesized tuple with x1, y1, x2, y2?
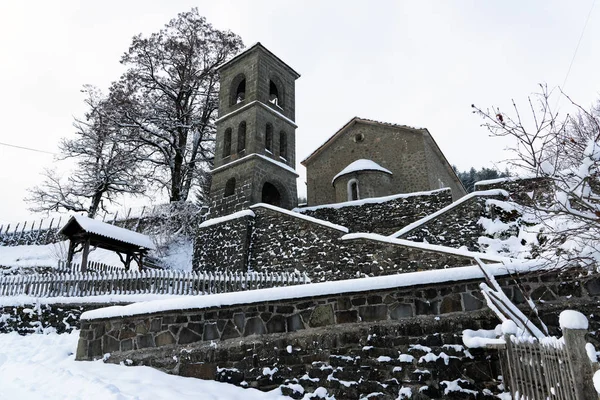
(0, 331, 288, 400)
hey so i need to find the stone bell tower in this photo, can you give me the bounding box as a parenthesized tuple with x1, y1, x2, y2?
(208, 43, 300, 217)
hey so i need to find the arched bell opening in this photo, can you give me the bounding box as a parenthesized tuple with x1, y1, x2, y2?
(262, 182, 282, 207)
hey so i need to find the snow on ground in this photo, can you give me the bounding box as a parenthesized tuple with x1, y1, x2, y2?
(0, 241, 123, 270)
(0, 331, 289, 400)
(161, 238, 194, 271)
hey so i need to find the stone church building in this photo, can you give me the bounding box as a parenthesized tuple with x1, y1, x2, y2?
(207, 42, 465, 218)
(193, 43, 492, 277)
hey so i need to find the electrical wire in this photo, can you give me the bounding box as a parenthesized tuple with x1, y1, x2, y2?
(0, 141, 57, 155)
(561, 0, 596, 93)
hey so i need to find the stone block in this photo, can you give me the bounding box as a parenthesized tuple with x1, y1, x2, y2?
(286, 314, 305, 332)
(358, 305, 388, 322)
(121, 338, 133, 351)
(149, 318, 162, 332)
(204, 323, 220, 340)
(415, 300, 437, 315)
(308, 305, 334, 327)
(102, 334, 120, 353)
(462, 293, 483, 311)
(155, 331, 176, 346)
(336, 310, 359, 324)
(390, 304, 413, 319)
(137, 334, 155, 349)
(440, 294, 462, 314)
(266, 315, 286, 333)
(180, 362, 217, 380)
(244, 317, 266, 336)
(221, 321, 241, 340)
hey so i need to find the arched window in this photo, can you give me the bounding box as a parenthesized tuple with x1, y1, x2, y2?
(222, 128, 232, 158)
(237, 121, 246, 153)
(265, 123, 273, 153)
(224, 177, 236, 197)
(230, 74, 246, 105)
(279, 131, 287, 160)
(348, 179, 359, 201)
(269, 80, 280, 107)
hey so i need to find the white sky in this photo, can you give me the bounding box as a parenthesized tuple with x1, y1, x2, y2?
(0, 0, 599, 224)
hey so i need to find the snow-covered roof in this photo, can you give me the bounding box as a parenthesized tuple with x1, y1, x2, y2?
(390, 189, 509, 238)
(332, 159, 393, 184)
(60, 215, 155, 250)
(80, 259, 544, 320)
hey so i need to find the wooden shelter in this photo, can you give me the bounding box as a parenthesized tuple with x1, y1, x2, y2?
(59, 215, 155, 272)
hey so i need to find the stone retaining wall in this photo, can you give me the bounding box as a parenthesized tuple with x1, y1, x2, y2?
(0, 302, 116, 335)
(396, 192, 509, 251)
(193, 205, 499, 281)
(76, 268, 598, 399)
(297, 189, 452, 235)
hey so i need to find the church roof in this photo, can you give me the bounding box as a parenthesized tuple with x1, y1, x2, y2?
(332, 159, 393, 184)
(301, 117, 425, 166)
(216, 42, 301, 79)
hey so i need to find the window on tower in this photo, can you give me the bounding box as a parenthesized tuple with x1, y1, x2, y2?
(269, 80, 280, 107)
(223, 128, 232, 158)
(265, 123, 273, 153)
(237, 121, 246, 153)
(224, 177, 236, 197)
(230, 74, 246, 105)
(235, 79, 246, 103)
(348, 179, 360, 201)
(279, 131, 287, 161)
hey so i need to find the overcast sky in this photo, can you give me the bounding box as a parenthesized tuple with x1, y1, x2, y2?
(0, 0, 599, 224)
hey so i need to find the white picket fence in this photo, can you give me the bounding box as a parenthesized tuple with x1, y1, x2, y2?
(0, 269, 309, 298)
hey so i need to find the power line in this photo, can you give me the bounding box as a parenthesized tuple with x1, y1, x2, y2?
(0, 141, 57, 155)
(561, 0, 596, 93)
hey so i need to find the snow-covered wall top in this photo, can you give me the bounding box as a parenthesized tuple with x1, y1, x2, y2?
(297, 188, 452, 235)
(391, 189, 508, 238)
(82, 260, 541, 320)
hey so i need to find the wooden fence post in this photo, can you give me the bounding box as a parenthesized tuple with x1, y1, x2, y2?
(563, 328, 599, 400)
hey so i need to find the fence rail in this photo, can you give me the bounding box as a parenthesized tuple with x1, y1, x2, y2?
(0, 268, 309, 298)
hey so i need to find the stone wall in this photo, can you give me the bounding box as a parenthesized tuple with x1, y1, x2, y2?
(193, 214, 255, 271)
(193, 203, 499, 281)
(298, 188, 452, 235)
(248, 206, 346, 278)
(0, 227, 61, 247)
(396, 192, 509, 251)
(0, 302, 115, 335)
(475, 177, 554, 207)
(77, 268, 600, 399)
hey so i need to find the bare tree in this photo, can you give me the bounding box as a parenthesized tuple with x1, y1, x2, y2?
(26, 86, 146, 217)
(108, 8, 244, 202)
(472, 84, 600, 268)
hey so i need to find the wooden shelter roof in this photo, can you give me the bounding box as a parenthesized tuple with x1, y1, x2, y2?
(59, 215, 155, 251)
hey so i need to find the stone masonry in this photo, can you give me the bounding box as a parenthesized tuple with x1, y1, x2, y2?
(302, 118, 467, 206)
(77, 268, 600, 399)
(298, 188, 452, 235)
